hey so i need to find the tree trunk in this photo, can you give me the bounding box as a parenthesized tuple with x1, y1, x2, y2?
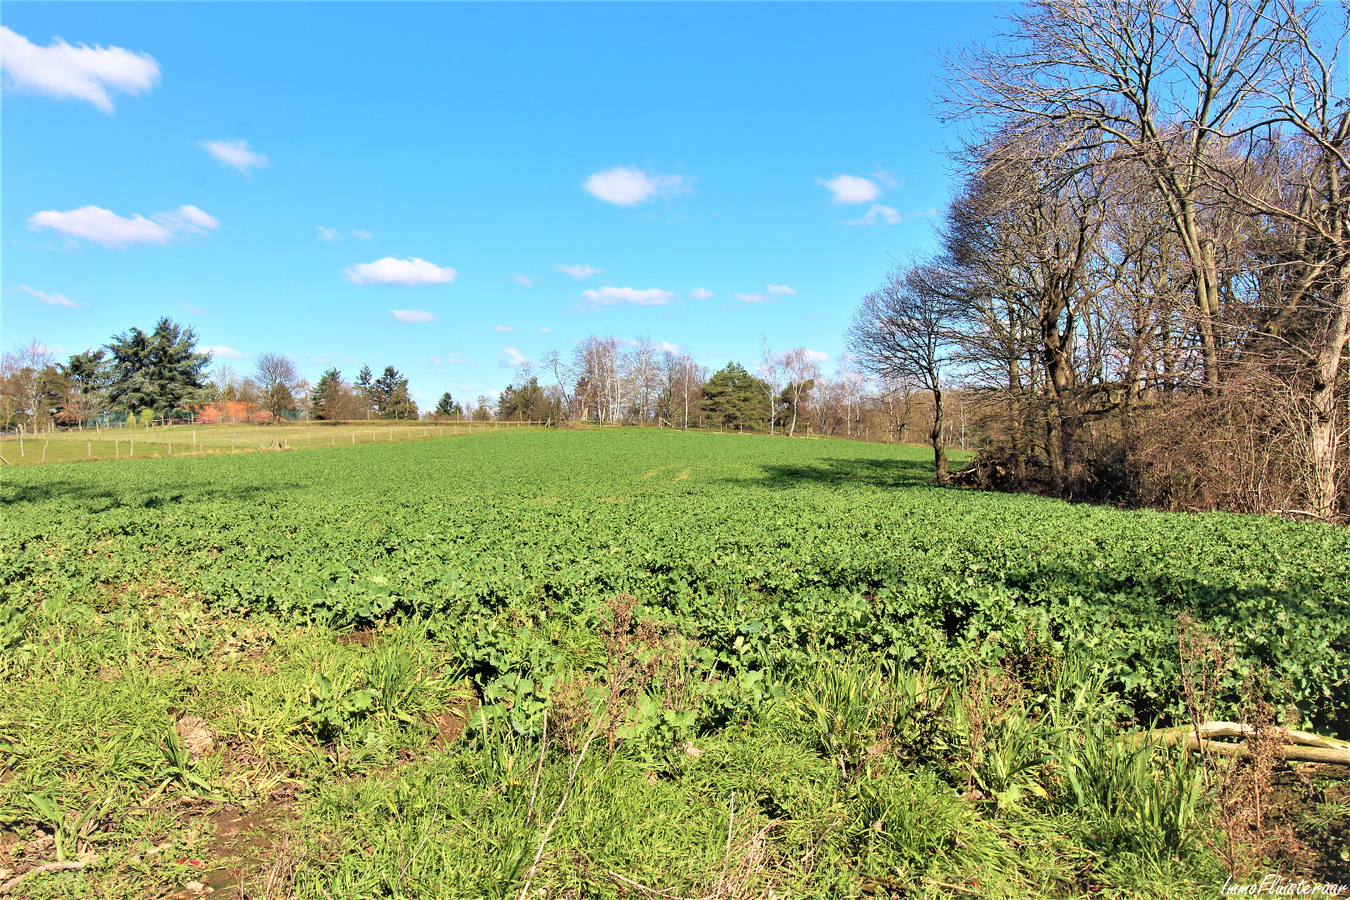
(931, 384, 948, 483)
(1307, 275, 1350, 519)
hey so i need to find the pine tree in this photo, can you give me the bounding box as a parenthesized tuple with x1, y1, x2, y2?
(703, 362, 768, 429)
(311, 368, 345, 420)
(434, 392, 461, 418)
(105, 318, 212, 417)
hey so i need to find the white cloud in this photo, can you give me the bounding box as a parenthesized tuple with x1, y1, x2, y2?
(508, 274, 541, 287)
(844, 204, 902, 226)
(499, 347, 531, 368)
(27, 204, 218, 248)
(765, 284, 797, 296)
(316, 225, 341, 242)
(199, 139, 267, 174)
(345, 257, 457, 286)
(581, 286, 677, 307)
(805, 349, 831, 363)
(0, 27, 159, 114)
(352, 229, 375, 239)
(391, 309, 437, 323)
(872, 167, 899, 189)
(181, 301, 204, 315)
(733, 293, 775, 304)
(659, 341, 683, 354)
(424, 353, 468, 366)
(583, 165, 692, 207)
(152, 205, 219, 235)
(818, 174, 881, 205)
(493, 324, 516, 332)
(538, 326, 552, 333)
(555, 263, 602, 279)
(690, 287, 713, 301)
(13, 285, 80, 307)
(204, 345, 246, 360)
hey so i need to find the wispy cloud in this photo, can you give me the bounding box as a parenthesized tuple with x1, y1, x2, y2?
(508, 274, 541, 287)
(27, 204, 218, 248)
(538, 326, 552, 333)
(690, 287, 713, 301)
(584, 165, 692, 207)
(204, 345, 247, 360)
(423, 353, 469, 366)
(345, 257, 457, 286)
(391, 309, 437, 323)
(765, 284, 796, 296)
(732, 293, 775, 304)
(352, 229, 374, 239)
(499, 347, 531, 368)
(316, 225, 341, 241)
(0, 26, 159, 113)
(817, 173, 881, 205)
(843, 204, 901, 226)
(872, 167, 899, 189)
(805, 349, 831, 363)
(555, 264, 601, 279)
(493, 324, 516, 332)
(660, 341, 684, 354)
(13, 284, 79, 307)
(200, 139, 267, 174)
(581, 286, 677, 307)
(180, 301, 204, 315)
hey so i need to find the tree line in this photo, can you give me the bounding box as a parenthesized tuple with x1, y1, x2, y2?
(848, 0, 1349, 519)
(0, 318, 423, 430)
(2, 317, 951, 445)
(490, 334, 937, 441)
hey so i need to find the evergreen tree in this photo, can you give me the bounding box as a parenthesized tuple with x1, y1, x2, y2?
(703, 362, 768, 429)
(311, 368, 345, 420)
(434, 391, 462, 418)
(105, 318, 212, 417)
(354, 365, 375, 419)
(372, 366, 416, 419)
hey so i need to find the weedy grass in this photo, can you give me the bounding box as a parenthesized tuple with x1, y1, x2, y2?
(1, 429, 1346, 897)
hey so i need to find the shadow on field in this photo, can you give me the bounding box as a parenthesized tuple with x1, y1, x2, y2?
(750, 456, 936, 489)
(1, 479, 293, 509)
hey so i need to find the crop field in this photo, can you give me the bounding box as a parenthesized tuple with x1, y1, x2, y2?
(1, 429, 1348, 899)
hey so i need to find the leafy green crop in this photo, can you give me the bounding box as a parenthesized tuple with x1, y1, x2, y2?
(2, 428, 1347, 735)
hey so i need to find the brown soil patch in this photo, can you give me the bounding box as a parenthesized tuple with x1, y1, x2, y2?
(1266, 763, 1350, 881)
(432, 695, 479, 750)
(200, 802, 298, 894)
(337, 630, 375, 648)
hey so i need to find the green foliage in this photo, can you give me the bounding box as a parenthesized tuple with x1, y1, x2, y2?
(2, 430, 1347, 736)
(434, 390, 462, 418)
(703, 361, 770, 428)
(5, 430, 1331, 897)
(105, 316, 211, 416)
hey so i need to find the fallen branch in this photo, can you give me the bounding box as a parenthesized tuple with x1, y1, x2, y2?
(1137, 722, 1350, 766)
(1, 861, 85, 895)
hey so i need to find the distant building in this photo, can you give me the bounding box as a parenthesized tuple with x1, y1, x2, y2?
(188, 401, 279, 424)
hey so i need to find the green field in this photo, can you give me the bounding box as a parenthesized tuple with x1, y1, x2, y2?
(0, 419, 539, 467)
(1, 430, 1347, 898)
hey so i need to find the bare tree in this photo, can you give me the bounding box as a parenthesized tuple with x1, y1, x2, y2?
(940, 0, 1310, 393)
(849, 263, 963, 482)
(255, 353, 301, 422)
(776, 348, 821, 436)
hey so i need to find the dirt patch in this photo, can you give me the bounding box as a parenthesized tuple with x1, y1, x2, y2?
(1266, 763, 1350, 881)
(200, 801, 298, 894)
(432, 696, 479, 750)
(337, 630, 375, 648)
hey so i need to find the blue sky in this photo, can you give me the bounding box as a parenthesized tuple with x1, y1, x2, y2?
(2, 2, 999, 406)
